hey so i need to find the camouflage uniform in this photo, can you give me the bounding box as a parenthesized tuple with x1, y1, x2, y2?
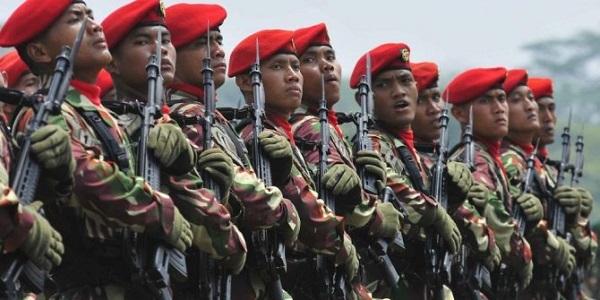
(238, 113, 367, 300)
(166, 86, 300, 300)
(12, 84, 184, 299)
(449, 140, 532, 294)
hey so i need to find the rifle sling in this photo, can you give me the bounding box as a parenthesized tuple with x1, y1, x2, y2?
(396, 146, 427, 193)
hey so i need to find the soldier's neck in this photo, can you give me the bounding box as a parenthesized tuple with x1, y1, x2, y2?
(506, 131, 535, 147)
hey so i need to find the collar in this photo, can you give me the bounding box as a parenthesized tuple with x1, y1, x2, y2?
(395, 128, 417, 157)
(266, 111, 295, 145)
(538, 146, 549, 160)
(479, 137, 508, 176)
(71, 79, 101, 106)
(169, 82, 204, 100)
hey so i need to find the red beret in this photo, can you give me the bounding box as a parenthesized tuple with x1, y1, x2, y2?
(96, 69, 113, 98)
(102, 0, 167, 50)
(410, 62, 439, 93)
(503, 69, 528, 95)
(0, 0, 73, 47)
(228, 29, 296, 77)
(293, 23, 331, 56)
(350, 43, 411, 89)
(166, 3, 227, 48)
(444, 67, 507, 105)
(527, 77, 553, 100)
(0, 51, 30, 88)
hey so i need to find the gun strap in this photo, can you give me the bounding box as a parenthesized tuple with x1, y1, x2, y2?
(396, 146, 426, 193)
(78, 110, 130, 172)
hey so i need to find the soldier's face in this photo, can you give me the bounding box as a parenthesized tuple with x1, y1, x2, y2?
(299, 45, 341, 108)
(261, 53, 303, 116)
(462, 88, 508, 140)
(413, 87, 442, 143)
(372, 69, 418, 130)
(534, 97, 556, 146)
(14, 72, 40, 96)
(175, 30, 226, 89)
(111, 26, 176, 95)
(507, 85, 540, 136)
(36, 3, 112, 78)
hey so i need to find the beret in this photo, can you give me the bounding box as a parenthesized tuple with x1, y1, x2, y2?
(102, 0, 166, 49)
(527, 77, 553, 100)
(165, 3, 227, 48)
(293, 23, 331, 56)
(0, 51, 30, 87)
(350, 43, 411, 89)
(444, 67, 507, 105)
(410, 61, 439, 93)
(228, 29, 296, 77)
(503, 68, 528, 95)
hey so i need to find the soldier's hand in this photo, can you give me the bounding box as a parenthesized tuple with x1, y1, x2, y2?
(519, 259, 533, 289)
(515, 193, 543, 222)
(322, 164, 360, 197)
(164, 209, 193, 252)
(31, 124, 75, 177)
(483, 243, 502, 271)
(258, 131, 292, 184)
(576, 187, 593, 218)
(446, 161, 473, 200)
(148, 123, 196, 175)
(337, 236, 359, 281)
(21, 202, 64, 271)
(198, 148, 234, 195)
(545, 231, 576, 275)
(432, 206, 462, 254)
(354, 150, 387, 183)
(553, 186, 581, 216)
(467, 182, 489, 210)
(374, 202, 402, 239)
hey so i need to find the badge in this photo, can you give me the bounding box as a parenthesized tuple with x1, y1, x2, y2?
(159, 0, 166, 17)
(401, 48, 410, 62)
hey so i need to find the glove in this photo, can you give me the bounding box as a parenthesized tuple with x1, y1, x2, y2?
(430, 205, 462, 254)
(258, 131, 293, 184)
(337, 236, 359, 281)
(322, 164, 360, 196)
(576, 187, 593, 218)
(163, 209, 193, 252)
(30, 124, 75, 178)
(483, 243, 502, 271)
(197, 148, 235, 195)
(545, 231, 576, 275)
(354, 150, 387, 184)
(148, 123, 196, 175)
(467, 182, 489, 211)
(553, 186, 581, 216)
(21, 202, 64, 271)
(515, 193, 543, 222)
(518, 260, 533, 289)
(373, 202, 402, 239)
(446, 161, 473, 200)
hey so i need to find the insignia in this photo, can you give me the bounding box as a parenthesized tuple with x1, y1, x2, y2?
(401, 48, 410, 62)
(159, 0, 166, 17)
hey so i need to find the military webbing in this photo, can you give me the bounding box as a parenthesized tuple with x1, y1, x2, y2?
(396, 145, 427, 194)
(77, 109, 130, 172)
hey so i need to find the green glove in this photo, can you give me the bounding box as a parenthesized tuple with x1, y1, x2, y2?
(340, 237, 359, 281)
(515, 193, 543, 222)
(258, 131, 292, 184)
(163, 209, 193, 252)
(553, 186, 581, 216)
(354, 150, 387, 184)
(519, 260, 533, 289)
(30, 124, 75, 178)
(467, 182, 490, 211)
(576, 187, 593, 218)
(21, 202, 64, 271)
(374, 202, 402, 239)
(197, 148, 235, 195)
(431, 205, 462, 254)
(148, 123, 196, 175)
(483, 244, 501, 271)
(322, 164, 360, 197)
(446, 161, 473, 200)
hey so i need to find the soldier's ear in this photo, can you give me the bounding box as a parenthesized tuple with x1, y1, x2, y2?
(451, 104, 468, 124)
(25, 42, 53, 65)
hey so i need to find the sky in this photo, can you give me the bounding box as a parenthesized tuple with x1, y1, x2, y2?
(2, 0, 600, 77)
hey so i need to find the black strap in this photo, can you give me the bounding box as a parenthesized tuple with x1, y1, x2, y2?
(396, 146, 427, 193)
(78, 110, 130, 172)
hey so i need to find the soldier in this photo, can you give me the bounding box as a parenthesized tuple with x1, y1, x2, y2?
(348, 44, 466, 299)
(289, 23, 401, 296)
(0, 51, 40, 120)
(445, 67, 534, 296)
(528, 76, 598, 298)
(1, 0, 193, 298)
(163, 3, 301, 299)
(0, 62, 64, 298)
(410, 61, 501, 298)
(229, 29, 365, 299)
(499, 69, 576, 298)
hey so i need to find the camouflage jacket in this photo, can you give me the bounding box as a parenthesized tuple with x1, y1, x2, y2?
(449, 140, 532, 267)
(416, 142, 496, 256)
(0, 120, 35, 254)
(290, 105, 379, 230)
(238, 112, 352, 261)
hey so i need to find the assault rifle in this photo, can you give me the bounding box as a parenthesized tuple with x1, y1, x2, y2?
(0, 19, 87, 299)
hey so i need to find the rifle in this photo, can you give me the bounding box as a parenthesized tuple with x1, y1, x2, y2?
(194, 26, 231, 300)
(566, 131, 585, 300)
(0, 19, 87, 299)
(355, 53, 406, 297)
(247, 39, 286, 300)
(135, 29, 187, 300)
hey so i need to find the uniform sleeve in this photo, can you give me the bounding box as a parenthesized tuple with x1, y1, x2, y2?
(292, 117, 376, 228)
(453, 201, 496, 256)
(501, 151, 526, 199)
(569, 217, 597, 267)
